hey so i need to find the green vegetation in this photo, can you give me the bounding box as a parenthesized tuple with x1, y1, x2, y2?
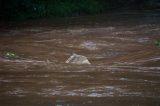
(0, 51, 17, 58)
(0, 0, 105, 20)
(0, 0, 159, 21)
(154, 40, 160, 47)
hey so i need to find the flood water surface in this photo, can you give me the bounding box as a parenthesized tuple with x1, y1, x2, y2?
(0, 10, 160, 106)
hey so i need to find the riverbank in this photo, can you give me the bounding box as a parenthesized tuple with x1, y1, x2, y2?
(0, 0, 160, 21)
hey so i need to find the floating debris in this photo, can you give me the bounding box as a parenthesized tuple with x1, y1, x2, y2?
(65, 53, 91, 64)
(154, 40, 160, 46)
(0, 51, 17, 58)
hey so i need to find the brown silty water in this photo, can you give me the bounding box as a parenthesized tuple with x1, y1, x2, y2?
(0, 10, 160, 106)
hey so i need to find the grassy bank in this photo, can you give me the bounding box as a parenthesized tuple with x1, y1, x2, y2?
(0, 0, 159, 21)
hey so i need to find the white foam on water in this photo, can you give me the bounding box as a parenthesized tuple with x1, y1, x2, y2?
(6, 88, 26, 97)
(0, 79, 26, 83)
(39, 85, 129, 97)
(80, 41, 97, 50)
(137, 37, 150, 43)
(134, 57, 160, 63)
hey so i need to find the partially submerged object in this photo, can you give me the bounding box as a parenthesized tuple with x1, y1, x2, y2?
(65, 53, 91, 65)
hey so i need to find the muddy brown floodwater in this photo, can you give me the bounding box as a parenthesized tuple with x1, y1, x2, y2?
(0, 10, 160, 106)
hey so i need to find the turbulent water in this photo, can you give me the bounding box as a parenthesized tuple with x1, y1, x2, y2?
(0, 10, 160, 106)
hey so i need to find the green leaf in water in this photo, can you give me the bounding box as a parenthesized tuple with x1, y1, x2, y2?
(0, 51, 17, 58)
(154, 40, 160, 46)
